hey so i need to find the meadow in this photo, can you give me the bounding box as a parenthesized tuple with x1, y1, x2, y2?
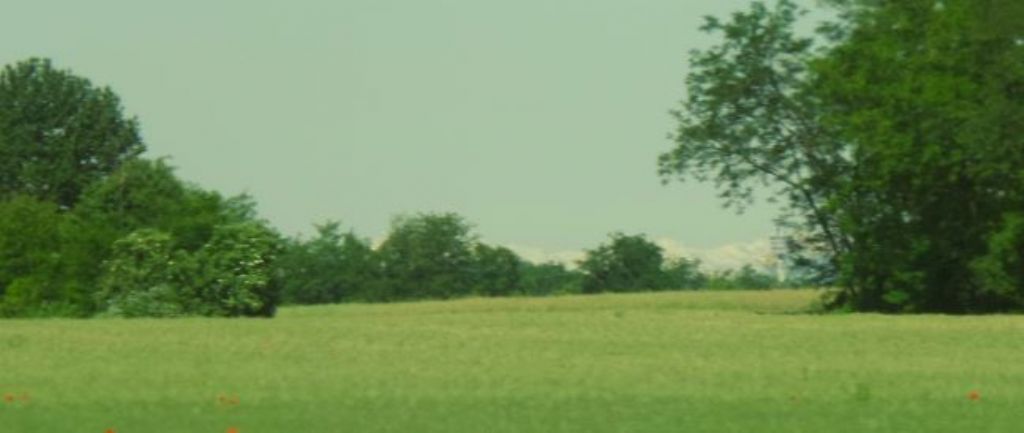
(1, 289, 1022, 433)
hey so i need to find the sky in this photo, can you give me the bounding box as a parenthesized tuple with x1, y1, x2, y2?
(1, 0, 831, 269)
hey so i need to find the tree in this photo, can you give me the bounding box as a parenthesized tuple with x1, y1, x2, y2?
(94, 222, 284, 318)
(520, 261, 583, 296)
(970, 214, 1024, 308)
(579, 233, 667, 293)
(376, 213, 477, 300)
(0, 196, 64, 315)
(276, 221, 378, 304)
(658, 0, 852, 283)
(0, 58, 290, 317)
(663, 257, 706, 290)
(706, 265, 778, 290)
(0, 58, 144, 208)
(662, 0, 1024, 312)
(57, 158, 258, 313)
(471, 243, 523, 297)
(95, 229, 189, 317)
(811, 0, 1024, 311)
(186, 222, 283, 317)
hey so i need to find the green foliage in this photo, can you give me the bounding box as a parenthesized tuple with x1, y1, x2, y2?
(55, 159, 263, 315)
(0, 196, 68, 316)
(376, 213, 478, 300)
(0, 58, 286, 318)
(659, 0, 851, 277)
(65, 158, 245, 252)
(579, 233, 667, 294)
(814, 0, 1024, 312)
(970, 213, 1024, 307)
(93, 222, 282, 318)
(0, 157, 280, 317)
(470, 244, 523, 297)
(96, 229, 188, 317)
(276, 217, 536, 303)
(1, 276, 60, 317)
(59, 159, 190, 296)
(71, 159, 190, 231)
(520, 262, 583, 296)
(663, 0, 1024, 312)
(0, 58, 144, 208)
(277, 221, 379, 304)
(706, 265, 778, 291)
(663, 257, 706, 290)
(0, 196, 61, 294)
(277, 216, 540, 302)
(187, 222, 283, 317)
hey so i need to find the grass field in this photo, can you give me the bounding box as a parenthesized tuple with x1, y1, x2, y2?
(1, 289, 1022, 432)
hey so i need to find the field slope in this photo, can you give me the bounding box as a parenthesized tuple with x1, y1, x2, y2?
(1, 290, 1022, 432)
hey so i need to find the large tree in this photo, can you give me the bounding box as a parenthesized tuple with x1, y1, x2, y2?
(658, 1, 852, 282)
(662, 0, 1024, 312)
(0, 58, 144, 208)
(812, 0, 1024, 311)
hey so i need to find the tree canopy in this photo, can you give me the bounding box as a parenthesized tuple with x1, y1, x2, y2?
(662, 0, 1024, 312)
(0, 58, 144, 209)
(579, 233, 668, 293)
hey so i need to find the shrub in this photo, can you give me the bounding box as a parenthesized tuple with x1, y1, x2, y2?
(971, 213, 1024, 309)
(187, 222, 282, 317)
(96, 229, 188, 317)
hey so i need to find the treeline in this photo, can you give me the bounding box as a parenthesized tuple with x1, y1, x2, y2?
(0, 58, 788, 318)
(276, 218, 792, 306)
(0, 159, 281, 318)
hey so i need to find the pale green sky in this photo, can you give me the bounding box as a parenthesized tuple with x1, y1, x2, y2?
(2, 0, 829, 266)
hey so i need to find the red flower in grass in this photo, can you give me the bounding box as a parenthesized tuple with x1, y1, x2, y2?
(227, 427, 240, 433)
(105, 429, 116, 433)
(967, 390, 981, 401)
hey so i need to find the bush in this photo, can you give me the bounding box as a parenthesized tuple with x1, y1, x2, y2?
(187, 222, 282, 317)
(96, 229, 188, 317)
(1, 276, 60, 317)
(971, 213, 1024, 309)
(95, 223, 283, 318)
(663, 257, 706, 290)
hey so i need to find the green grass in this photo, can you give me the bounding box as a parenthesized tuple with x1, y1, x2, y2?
(2, 289, 1022, 432)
